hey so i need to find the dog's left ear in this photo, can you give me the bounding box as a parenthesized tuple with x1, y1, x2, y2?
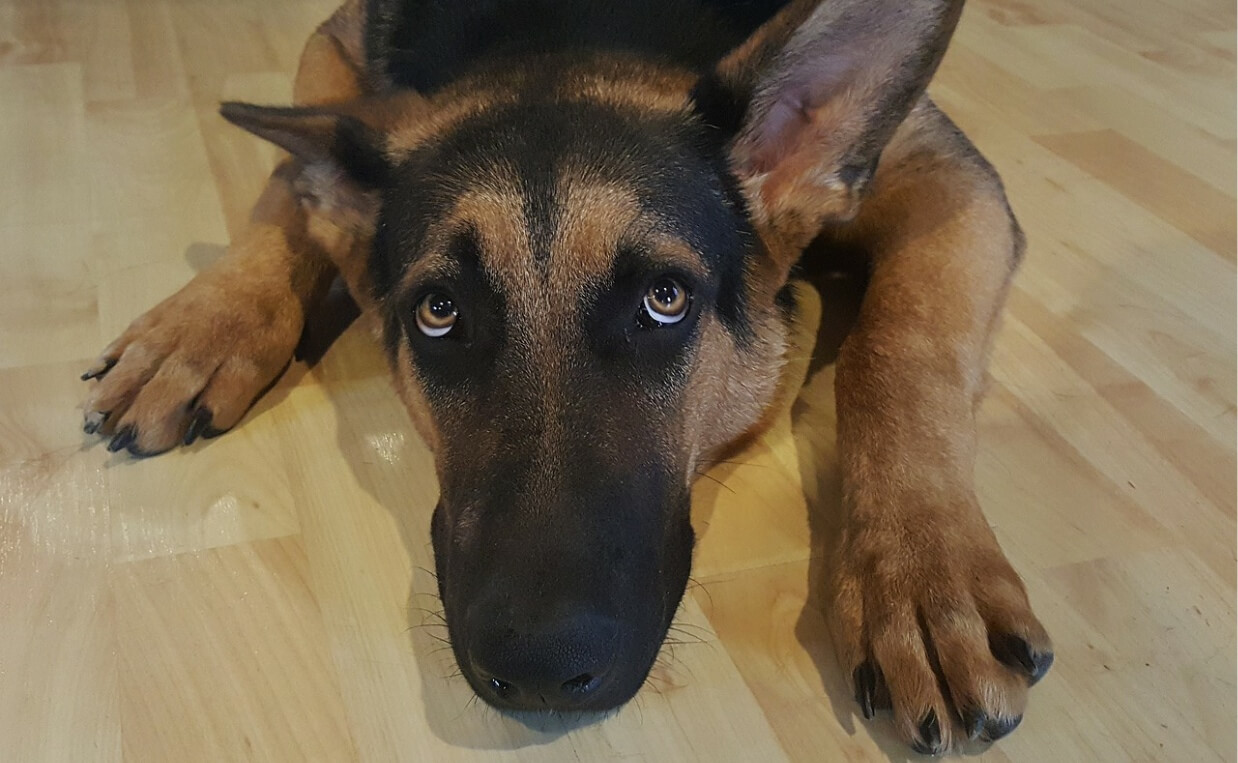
(696, 0, 964, 257)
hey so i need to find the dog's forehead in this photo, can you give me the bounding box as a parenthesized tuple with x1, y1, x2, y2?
(389, 99, 720, 307)
(446, 171, 703, 306)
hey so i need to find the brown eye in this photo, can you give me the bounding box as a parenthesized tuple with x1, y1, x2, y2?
(641, 278, 689, 326)
(416, 293, 458, 337)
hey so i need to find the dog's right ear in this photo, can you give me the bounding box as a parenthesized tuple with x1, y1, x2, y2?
(220, 102, 392, 190)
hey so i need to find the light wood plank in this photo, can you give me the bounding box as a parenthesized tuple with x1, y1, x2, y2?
(112, 538, 358, 761)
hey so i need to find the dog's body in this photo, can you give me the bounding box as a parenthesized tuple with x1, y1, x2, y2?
(82, 0, 1052, 753)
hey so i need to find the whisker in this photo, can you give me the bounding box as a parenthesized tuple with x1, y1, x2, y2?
(685, 576, 716, 609)
(450, 691, 481, 725)
(409, 616, 448, 628)
(693, 469, 736, 494)
(697, 458, 776, 470)
(667, 621, 714, 640)
(418, 631, 452, 646)
(661, 638, 706, 648)
(413, 565, 439, 581)
(407, 605, 447, 620)
(405, 622, 450, 636)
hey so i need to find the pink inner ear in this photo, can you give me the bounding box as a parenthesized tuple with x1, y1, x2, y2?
(745, 50, 863, 174)
(751, 94, 810, 173)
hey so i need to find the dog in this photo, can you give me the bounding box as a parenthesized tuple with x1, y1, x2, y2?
(80, 0, 1053, 753)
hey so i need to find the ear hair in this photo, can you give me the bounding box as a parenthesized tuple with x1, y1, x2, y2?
(219, 102, 391, 189)
(700, 0, 964, 254)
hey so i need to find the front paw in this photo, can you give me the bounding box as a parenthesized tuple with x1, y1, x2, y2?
(827, 503, 1053, 754)
(80, 268, 302, 457)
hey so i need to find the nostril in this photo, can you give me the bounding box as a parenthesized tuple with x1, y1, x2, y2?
(468, 608, 619, 707)
(488, 676, 515, 699)
(561, 672, 600, 695)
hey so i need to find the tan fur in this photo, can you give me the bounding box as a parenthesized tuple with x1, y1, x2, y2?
(384, 89, 507, 157)
(83, 1, 1049, 751)
(816, 104, 1045, 750)
(725, 0, 965, 275)
(689, 2, 1049, 747)
(81, 1, 374, 453)
(682, 309, 788, 480)
(551, 55, 698, 113)
(394, 170, 730, 468)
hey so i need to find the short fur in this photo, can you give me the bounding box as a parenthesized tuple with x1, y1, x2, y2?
(82, 0, 1052, 752)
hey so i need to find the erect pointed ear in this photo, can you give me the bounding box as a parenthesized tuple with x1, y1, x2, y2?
(695, 0, 964, 254)
(219, 101, 392, 189)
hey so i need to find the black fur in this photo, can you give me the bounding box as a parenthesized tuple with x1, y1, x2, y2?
(354, 0, 794, 714)
(371, 98, 757, 339)
(363, 0, 788, 93)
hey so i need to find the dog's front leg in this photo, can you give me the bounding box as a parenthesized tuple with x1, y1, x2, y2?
(826, 126, 1053, 754)
(80, 4, 374, 456)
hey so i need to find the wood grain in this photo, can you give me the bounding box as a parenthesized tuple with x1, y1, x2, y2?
(0, 0, 1233, 760)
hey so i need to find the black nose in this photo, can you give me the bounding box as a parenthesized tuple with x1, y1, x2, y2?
(467, 608, 620, 710)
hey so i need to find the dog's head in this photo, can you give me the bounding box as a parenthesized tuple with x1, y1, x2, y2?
(223, 0, 960, 712)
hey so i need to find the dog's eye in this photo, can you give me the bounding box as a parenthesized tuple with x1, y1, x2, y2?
(640, 278, 690, 326)
(416, 293, 458, 337)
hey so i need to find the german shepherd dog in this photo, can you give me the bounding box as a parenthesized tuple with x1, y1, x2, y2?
(81, 0, 1053, 753)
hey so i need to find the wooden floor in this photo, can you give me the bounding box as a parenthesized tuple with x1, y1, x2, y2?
(1, 0, 1234, 760)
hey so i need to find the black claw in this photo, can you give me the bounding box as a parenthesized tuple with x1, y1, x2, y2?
(957, 707, 1024, 744)
(911, 709, 943, 756)
(183, 408, 212, 446)
(83, 411, 109, 436)
(982, 714, 1023, 743)
(80, 358, 117, 381)
(959, 706, 985, 741)
(853, 662, 878, 720)
(991, 633, 1054, 684)
(107, 426, 136, 453)
(1028, 650, 1055, 685)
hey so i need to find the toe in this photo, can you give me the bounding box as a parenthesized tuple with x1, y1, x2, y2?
(980, 712, 1022, 742)
(118, 355, 216, 455)
(910, 708, 945, 756)
(828, 553, 876, 719)
(107, 425, 137, 453)
(972, 576, 1055, 685)
(80, 357, 118, 381)
(870, 610, 953, 754)
(990, 632, 1054, 685)
(852, 661, 884, 720)
(182, 407, 214, 446)
(923, 603, 1028, 742)
(957, 705, 1023, 743)
(195, 354, 289, 434)
(83, 344, 164, 435)
(83, 410, 109, 435)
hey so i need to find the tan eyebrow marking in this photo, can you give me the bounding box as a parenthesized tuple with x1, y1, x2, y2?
(550, 177, 645, 294)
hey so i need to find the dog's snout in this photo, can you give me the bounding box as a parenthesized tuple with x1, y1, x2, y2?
(467, 607, 620, 710)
